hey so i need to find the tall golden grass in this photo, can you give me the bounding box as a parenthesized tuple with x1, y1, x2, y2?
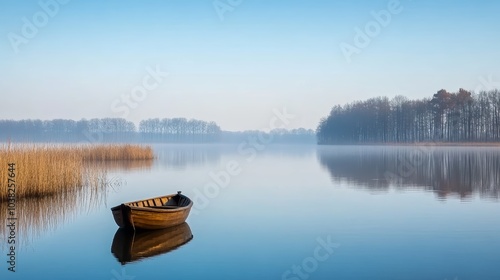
(0, 172, 121, 249)
(79, 144, 154, 161)
(0, 144, 154, 200)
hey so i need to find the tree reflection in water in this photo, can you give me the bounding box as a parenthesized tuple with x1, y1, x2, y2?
(317, 146, 500, 200)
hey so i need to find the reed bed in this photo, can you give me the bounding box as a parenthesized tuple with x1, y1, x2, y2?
(0, 143, 154, 200)
(87, 159, 153, 171)
(0, 172, 119, 248)
(79, 144, 154, 161)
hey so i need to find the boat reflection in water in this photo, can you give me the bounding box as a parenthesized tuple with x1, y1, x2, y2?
(111, 222, 193, 265)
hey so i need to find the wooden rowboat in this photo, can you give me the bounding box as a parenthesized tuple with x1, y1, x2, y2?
(111, 222, 193, 265)
(111, 191, 193, 230)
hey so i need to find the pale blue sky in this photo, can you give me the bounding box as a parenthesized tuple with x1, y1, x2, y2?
(1, 0, 499, 131)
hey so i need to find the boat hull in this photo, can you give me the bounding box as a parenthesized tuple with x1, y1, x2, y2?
(111, 193, 192, 230)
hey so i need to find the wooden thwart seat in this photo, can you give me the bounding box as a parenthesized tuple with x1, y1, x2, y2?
(150, 205, 180, 209)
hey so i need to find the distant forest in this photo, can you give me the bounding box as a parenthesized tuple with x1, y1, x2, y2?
(317, 89, 500, 144)
(0, 117, 315, 144)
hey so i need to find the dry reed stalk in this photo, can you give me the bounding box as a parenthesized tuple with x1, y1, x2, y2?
(0, 143, 154, 200)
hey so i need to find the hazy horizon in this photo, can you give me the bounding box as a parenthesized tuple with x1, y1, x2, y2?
(1, 0, 499, 131)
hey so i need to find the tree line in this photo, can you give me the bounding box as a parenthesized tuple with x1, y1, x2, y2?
(317, 89, 500, 144)
(0, 117, 315, 143)
(0, 118, 220, 143)
(0, 118, 136, 142)
(139, 118, 221, 142)
(220, 128, 316, 144)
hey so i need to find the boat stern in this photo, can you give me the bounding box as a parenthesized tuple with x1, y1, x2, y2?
(111, 204, 133, 229)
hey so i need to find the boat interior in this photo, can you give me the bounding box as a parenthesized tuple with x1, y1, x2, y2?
(127, 194, 191, 209)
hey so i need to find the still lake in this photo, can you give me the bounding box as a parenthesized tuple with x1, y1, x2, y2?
(1, 144, 499, 280)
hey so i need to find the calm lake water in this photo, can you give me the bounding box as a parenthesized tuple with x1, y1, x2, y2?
(2, 144, 499, 279)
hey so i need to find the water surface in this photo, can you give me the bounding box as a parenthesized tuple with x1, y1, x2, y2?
(1, 144, 499, 279)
